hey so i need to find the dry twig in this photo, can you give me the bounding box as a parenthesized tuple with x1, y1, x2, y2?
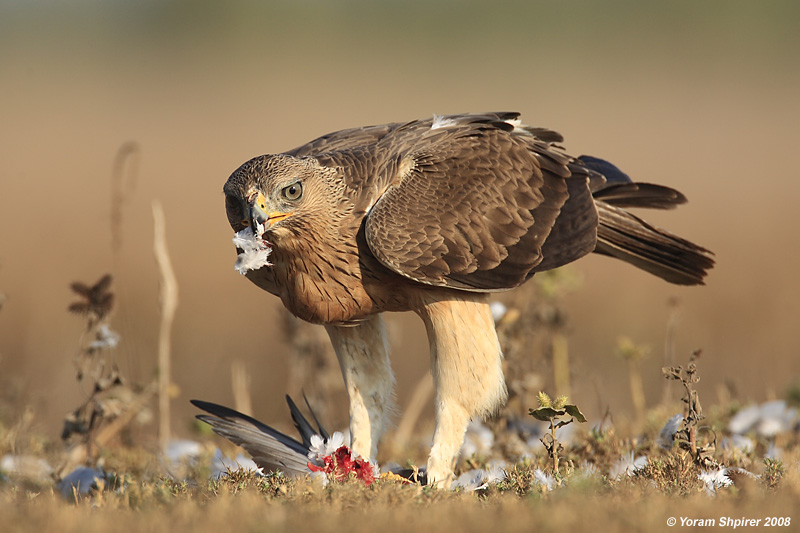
(152, 200, 179, 453)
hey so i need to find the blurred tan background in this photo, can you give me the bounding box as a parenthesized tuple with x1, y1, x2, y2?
(1, 1, 798, 443)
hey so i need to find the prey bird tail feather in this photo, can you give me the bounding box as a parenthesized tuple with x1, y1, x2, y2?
(191, 398, 311, 476)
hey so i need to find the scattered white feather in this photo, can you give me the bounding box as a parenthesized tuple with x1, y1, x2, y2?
(1, 454, 53, 482)
(658, 413, 684, 448)
(163, 439, 204, 477)
(573, 461, 598, 481)
(451, 460, 507, 491)
(728, 404, 762, 434)
(533, 468, 556, 492)
(57, 467, 106, 500)
(233, 227, 272, 275)
(309, 469, 330, 487)
(166, 439, 203, 463)
(89, 323, 120, 350)
(728, 401, 797, 437)
(609, 452, 648, 480)
(459, 419, 495, 459)
(720, 434, 756, 454)
(756, 400, 796, 437)
(489, 301, 508, 323)
(211, 448, 262, 479)
(765, 442, 783, 460)
(307, 431, 346, 467)
(306, 431, 379, 487)
(698, 467, 734, 496)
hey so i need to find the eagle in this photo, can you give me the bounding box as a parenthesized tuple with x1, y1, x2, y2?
(222, 112, 714, 488)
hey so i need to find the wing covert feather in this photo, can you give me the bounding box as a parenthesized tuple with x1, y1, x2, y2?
(364, 119, 596, 291)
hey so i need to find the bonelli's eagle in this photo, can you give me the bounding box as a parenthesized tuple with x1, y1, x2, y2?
(221, 112, 714, 487)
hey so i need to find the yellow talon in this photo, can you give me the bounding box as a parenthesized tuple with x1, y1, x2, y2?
(380, 471, 413, 484)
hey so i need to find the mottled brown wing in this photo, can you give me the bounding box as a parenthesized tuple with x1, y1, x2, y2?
(364, 122, 598, 291)
(286, 113, 528, 158)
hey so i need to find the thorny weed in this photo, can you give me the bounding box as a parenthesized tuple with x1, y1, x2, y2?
(529, 391, 587, 484)
(65, 275, 121, 438)
(662, 350, 716, 467)
(64, 275, 145, 462)
(763, 458, 786, 490)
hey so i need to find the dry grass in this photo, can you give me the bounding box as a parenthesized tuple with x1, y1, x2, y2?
(4, 318, 798, 532)
(1, 442, 798, 533)
(3, 340, 800, 532)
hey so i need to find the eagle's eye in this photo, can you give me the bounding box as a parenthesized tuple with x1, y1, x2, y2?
(281, 182, 303, 201)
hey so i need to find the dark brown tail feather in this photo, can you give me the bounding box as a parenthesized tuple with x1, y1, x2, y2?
(593, 189, 714, 286)
(591, 182, 688, 210)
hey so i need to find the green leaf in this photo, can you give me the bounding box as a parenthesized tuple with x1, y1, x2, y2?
(564, 404, 587, 423)
(529, 407, 565, 421)
(555, 419, 573, 429)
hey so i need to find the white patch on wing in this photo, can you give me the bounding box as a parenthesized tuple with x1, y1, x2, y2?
(233, 226, 272, 274)
(431, 114, 460, 130)
(505, 117, 534, 136)
(505, 117, 523, 130)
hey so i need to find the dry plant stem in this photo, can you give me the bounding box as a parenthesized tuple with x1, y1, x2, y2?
(661, 299, 681, 405)
(110, 142, 141, 254)
(679, 369, 699, 458)
(152, 200, 179, 453)
(231, 360, 253, 416)
(628, 359, 646, 423)
(552, 332, 570, 399)
(550, 419, 560, 476)
(58, 382, 157, 478)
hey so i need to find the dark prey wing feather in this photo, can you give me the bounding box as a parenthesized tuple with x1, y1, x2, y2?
(364, 115, 597, 291)
(286, 394, 330, 448)
(303, 393, 330, 441)
(191, 399, 310, 477)
(285, 395, 316, 449)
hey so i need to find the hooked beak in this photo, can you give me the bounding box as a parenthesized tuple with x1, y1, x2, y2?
(247, 192, 293, 233)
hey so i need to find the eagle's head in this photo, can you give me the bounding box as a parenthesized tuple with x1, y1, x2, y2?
(224, 155, 316, 236)
(223, 154, 350, 274)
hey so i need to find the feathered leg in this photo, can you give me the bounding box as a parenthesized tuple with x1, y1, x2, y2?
(325, 314, 395, 462)
(414, 291, 507, 488)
